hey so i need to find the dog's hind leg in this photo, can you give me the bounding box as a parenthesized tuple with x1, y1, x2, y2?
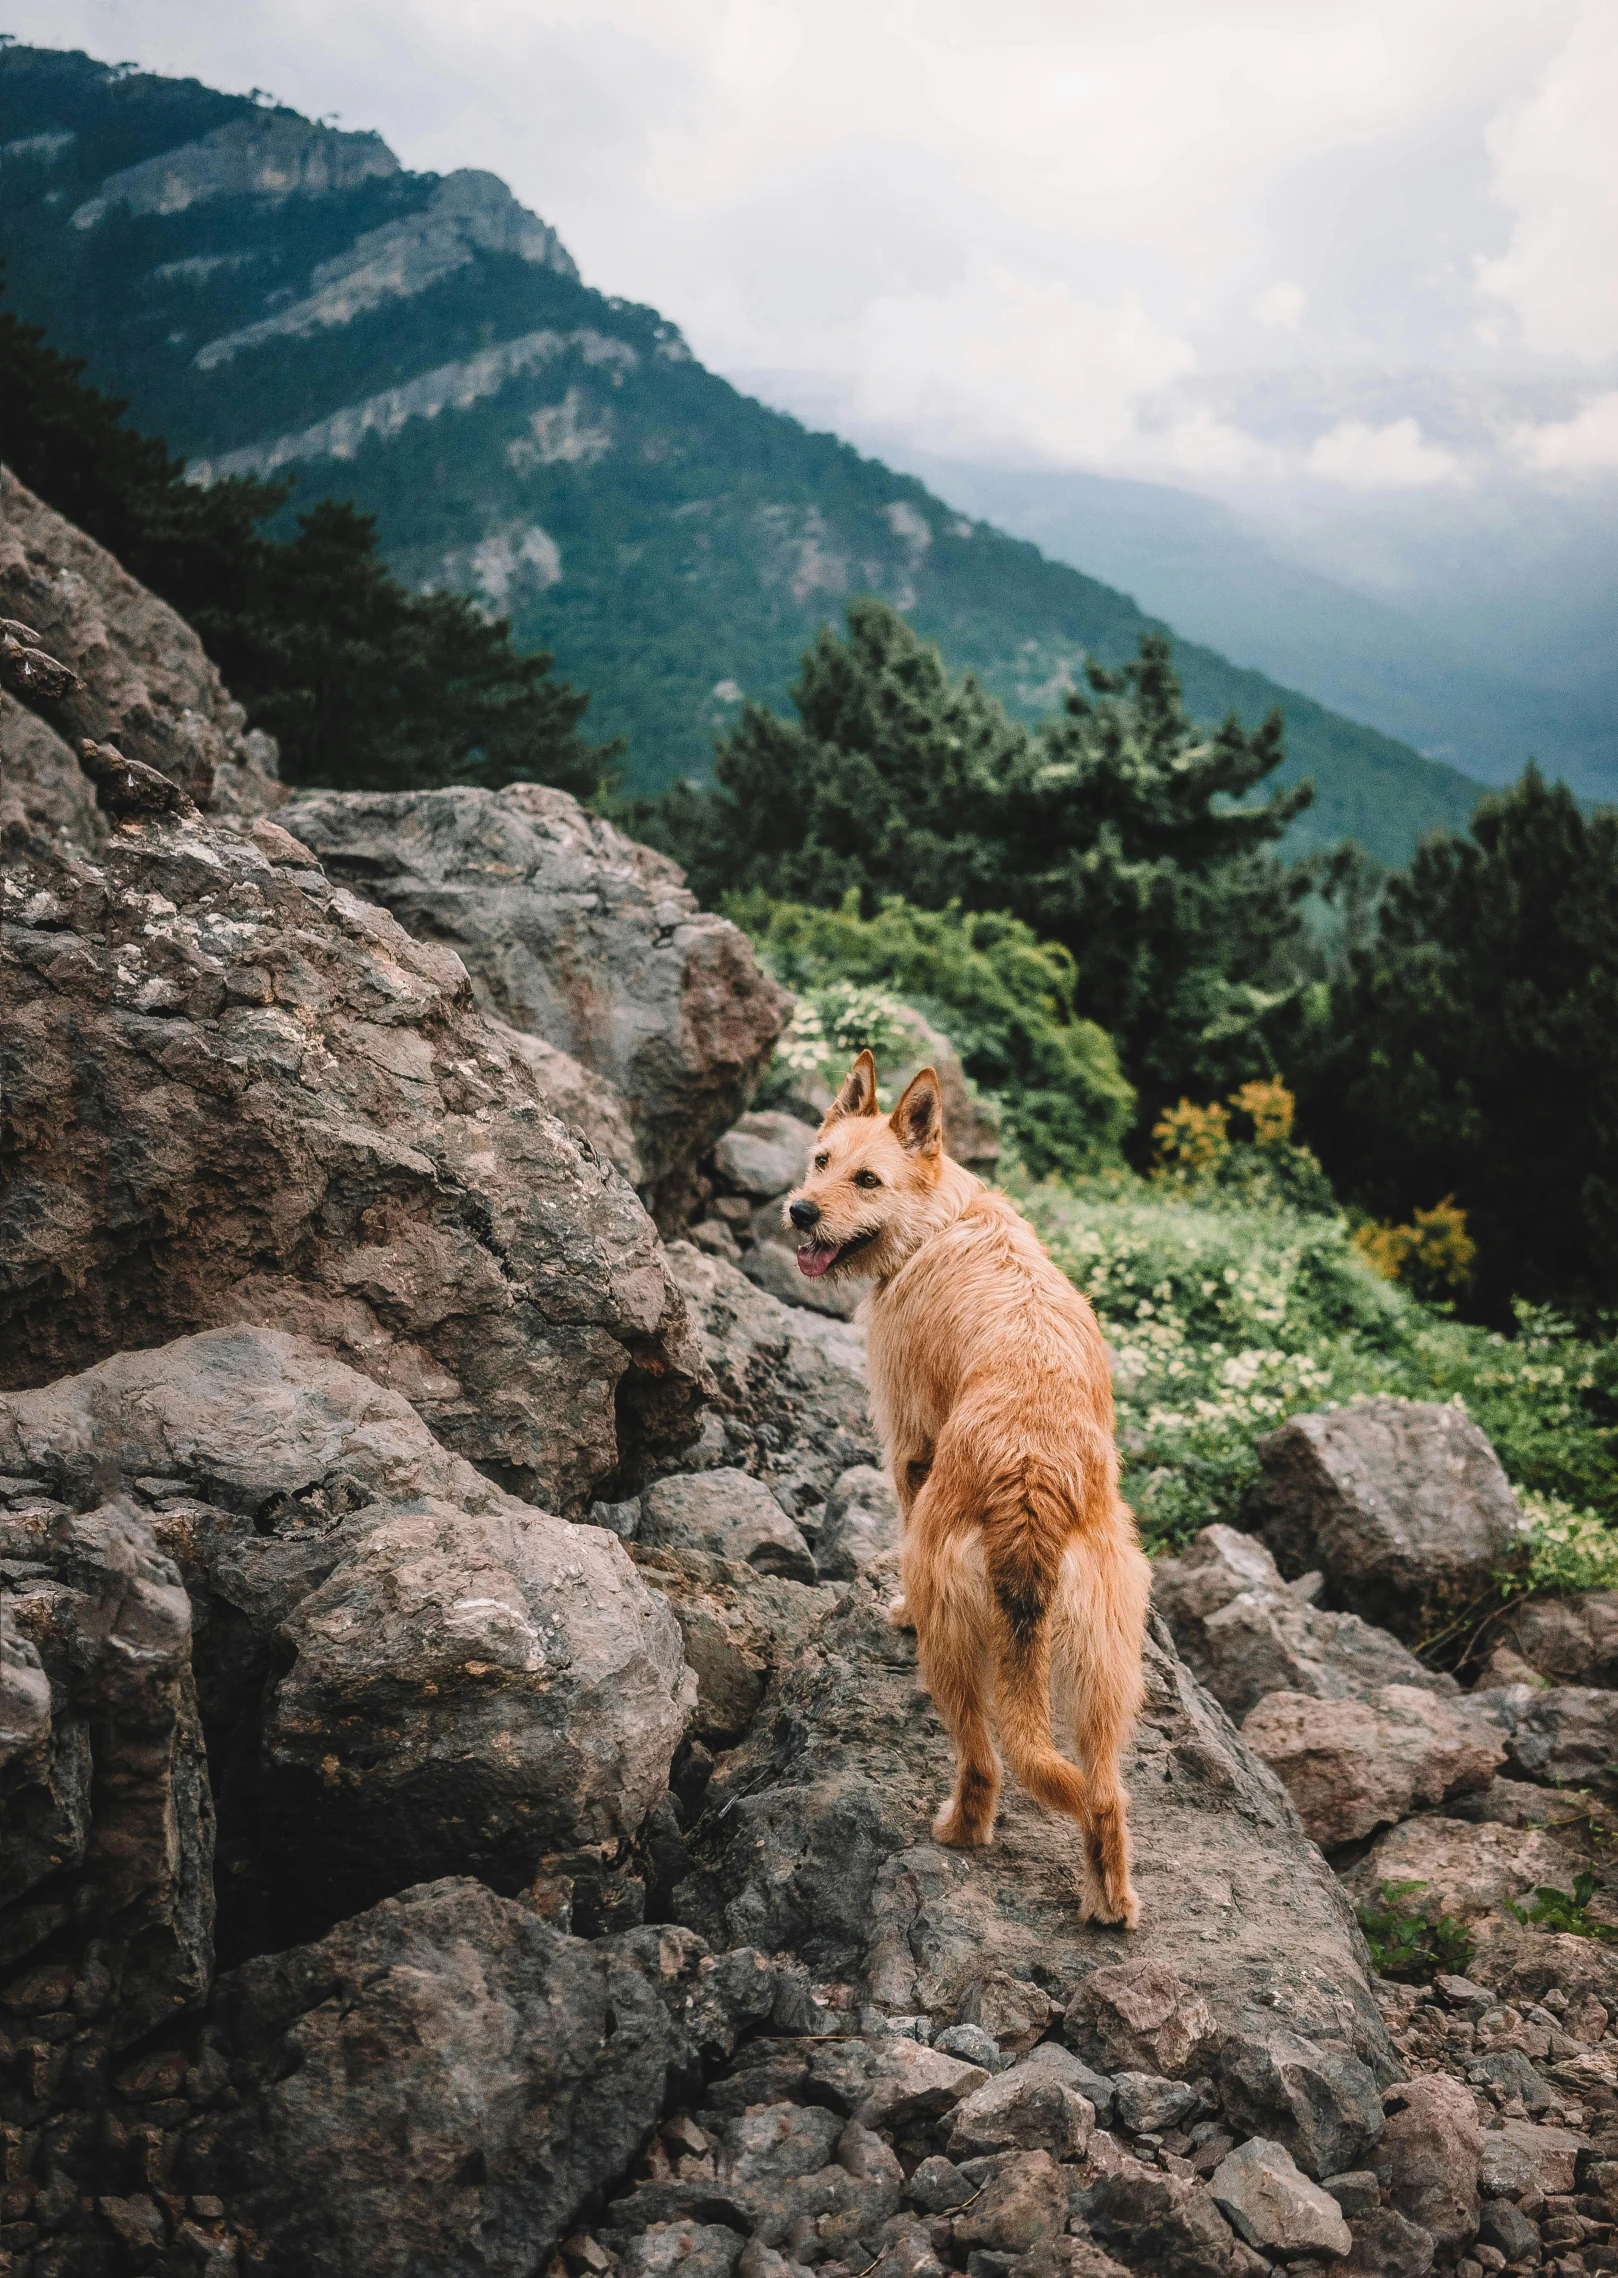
(1062, 1528, 1149, 1929)
(906, 1514, 1000, 1847)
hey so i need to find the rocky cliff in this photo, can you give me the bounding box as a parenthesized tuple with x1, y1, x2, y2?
(5, 506, 1618, 2278)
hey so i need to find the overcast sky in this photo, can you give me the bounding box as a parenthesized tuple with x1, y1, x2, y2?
(9, 0, 1618, 487)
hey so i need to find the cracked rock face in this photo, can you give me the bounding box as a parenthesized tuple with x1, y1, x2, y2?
(0, 1326, 696, 1947)
(0, 468, 283, 832)
(286, 783, 792, 1205)
(1151, 1522, 1459, 1719)
(0, 811, 705, 1511)
(1, 1499, 212, 2047)
(192, 1884, 773, 2278)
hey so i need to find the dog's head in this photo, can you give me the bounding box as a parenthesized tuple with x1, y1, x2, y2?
(784, 1050, 946, 1285)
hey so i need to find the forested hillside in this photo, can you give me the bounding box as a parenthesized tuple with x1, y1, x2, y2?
(0, 40, 1488, 856)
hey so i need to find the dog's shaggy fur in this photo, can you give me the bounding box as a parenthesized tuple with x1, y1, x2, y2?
(785, 1050, 1150, 1926)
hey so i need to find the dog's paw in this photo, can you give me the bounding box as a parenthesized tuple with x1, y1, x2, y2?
(1080, 1869, 1141, 1930)
(932, 1799, 994, 1848)
(886, 1595, 915, 1631)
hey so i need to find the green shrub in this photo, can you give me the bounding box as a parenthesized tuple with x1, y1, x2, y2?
(1506, 1873, 1617, 1941)
(1358, 1879, 1475, 1980)
(1011, 1171, 1618, 1557)
(731, 889, 1135, 1176)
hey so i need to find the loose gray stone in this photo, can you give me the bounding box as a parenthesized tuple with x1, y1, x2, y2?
(817, 1466, 902, 1581)
(1208, 2138, 1352, 2259)
(641, 1468, 817, 1581)
(935, 2023, 1010, 2073)
(712, 1112, 816, 1199)
(947, 2044, 1096, 2160)
(1112, 2073, 1202, 2134)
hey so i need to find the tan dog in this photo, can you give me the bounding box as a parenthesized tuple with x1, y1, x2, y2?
(786, 1049, 1149, 1926)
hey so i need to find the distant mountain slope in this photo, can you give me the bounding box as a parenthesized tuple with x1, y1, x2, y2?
(0, 43, 1488, 858)
(866, 450, 1618, 806)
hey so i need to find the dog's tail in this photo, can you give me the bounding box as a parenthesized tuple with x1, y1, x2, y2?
(981, 1467, 1089, 1820)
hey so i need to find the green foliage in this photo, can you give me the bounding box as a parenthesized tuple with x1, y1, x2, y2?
(1151, 1081, 1339, 1217)
(1014, 1173, 1618, 1555)
(0, 301, 611, 795)
(1302, 765, 1618, 1325)
(1505, 1491, 1618, 1600)
(730, 889, 1135, 1176)
(655, 601, 1317, 1144)
(1358, 1880, 1475, 1981)
(1505, 1872, 1617, 1942)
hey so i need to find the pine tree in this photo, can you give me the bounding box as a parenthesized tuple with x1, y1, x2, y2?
(648, 600, 1316, 1142)
(1302, 765, 1618, 1322)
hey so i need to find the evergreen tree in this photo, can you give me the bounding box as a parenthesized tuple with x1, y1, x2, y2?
(649, 598, 1315, 1141)
(1301, 765, 1618, 1323)
(0, 302, 613, 795)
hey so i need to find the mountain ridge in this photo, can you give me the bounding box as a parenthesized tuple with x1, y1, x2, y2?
(0, 40, 1493, 857)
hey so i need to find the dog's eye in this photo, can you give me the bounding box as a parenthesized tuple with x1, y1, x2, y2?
(814, 1152, 829, 1171)
(853, 1169, 882, 1189)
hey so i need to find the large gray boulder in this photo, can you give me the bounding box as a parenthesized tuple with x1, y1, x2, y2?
(1493, 1588, 1618, 1687)
(1151, 1523, 1459, 1718)
(0, 809, 706, 1512)
(674, 1585, 1396, 2175)
(1250, 1400, 1524, 1640)
(191, 1881, 777, 2278)
(0, 466, 282, 833)
(1469, 1680, 1618, 1800)
(263, 1499, 693, 1922)
(287, 782, 792, 1209)
(0, 1328, 696, 1939)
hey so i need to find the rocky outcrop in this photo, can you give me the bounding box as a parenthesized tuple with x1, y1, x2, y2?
(1, 1499, 212, 2046)
(0, 806, 705, 1510)
(664, 1242, 879, 1533)
(673, 1587, 1397, 2164)
(1251, 1399, 1525, 1641)
(0, 467, 283, 828)
(287, 783, 791, 1209)
(1151, 1523, 1458, 1718)
(180, 1884, 777, 2278)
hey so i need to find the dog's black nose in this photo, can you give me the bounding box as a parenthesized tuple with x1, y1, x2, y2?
(789, 1199, 820, 1231)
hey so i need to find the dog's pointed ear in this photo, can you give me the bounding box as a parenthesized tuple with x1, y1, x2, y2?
(890, 1066, 943, 1157)
(825, 1048, 879, 1124)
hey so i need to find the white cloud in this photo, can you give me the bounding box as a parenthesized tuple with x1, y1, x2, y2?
(1305, 418, 1463, 490)
(1513, 392, 1618, 474)
(1, 0, 1602, 493)
(1254, 282, 1306, 333)
(1477, 3, 1618, 361)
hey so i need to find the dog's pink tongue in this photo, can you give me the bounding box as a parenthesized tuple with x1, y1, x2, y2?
(797, 1240, 838, 1279)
